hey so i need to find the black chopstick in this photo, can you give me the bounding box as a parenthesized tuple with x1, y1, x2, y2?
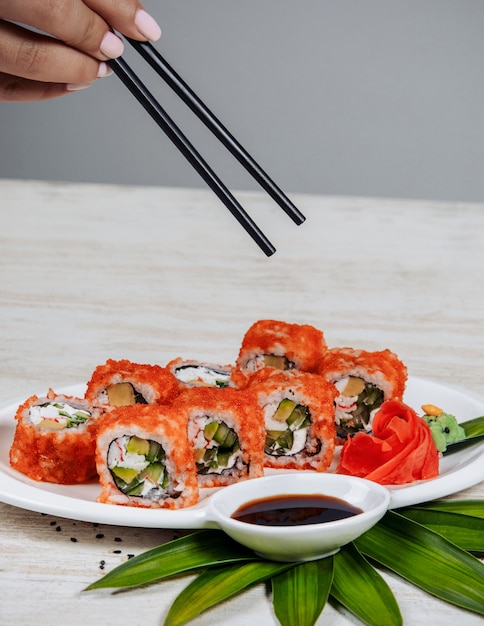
(126, 38, 305, 227)
(108, 55, 276, 256)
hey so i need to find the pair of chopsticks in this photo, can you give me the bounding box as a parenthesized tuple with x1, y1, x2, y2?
(108, 37, 305, 256)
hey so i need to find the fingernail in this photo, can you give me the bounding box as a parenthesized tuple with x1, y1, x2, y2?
(100, 31, 124, 58)
(66, 83, 92, 92)
(135, 9, 161, 41)
(97, 62, 113, 78)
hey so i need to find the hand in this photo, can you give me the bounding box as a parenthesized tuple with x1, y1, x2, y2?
(0, 0, 161, 101)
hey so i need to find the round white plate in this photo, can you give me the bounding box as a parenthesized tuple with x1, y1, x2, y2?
(0, 377, 483, 527)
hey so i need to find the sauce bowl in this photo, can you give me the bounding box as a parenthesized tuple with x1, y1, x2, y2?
(205, 473, 390, 562)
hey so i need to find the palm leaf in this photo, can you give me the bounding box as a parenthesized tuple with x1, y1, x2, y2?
(398, 508, 484, 551)
(355, 511, 484, 614)
(330, 543, 402, 626)
(164, 561, 292, 626)
(272, 557, 333, 626)
(410, 499, 484, 519)
(85, 530, 256, 590)
(460, 415, 484, 438)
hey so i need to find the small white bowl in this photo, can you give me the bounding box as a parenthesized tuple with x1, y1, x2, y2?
(206, 473, 390, 562)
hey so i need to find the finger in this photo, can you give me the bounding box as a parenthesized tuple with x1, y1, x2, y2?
(83, 0, 161, 41)
(0, 70, 74, 101)
(0, 21, 108, 84)
(0, 0, 124, 61)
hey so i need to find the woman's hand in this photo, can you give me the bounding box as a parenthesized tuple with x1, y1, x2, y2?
(0, 0, 161, 101)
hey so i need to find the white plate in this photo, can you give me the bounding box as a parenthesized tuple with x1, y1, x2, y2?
(0, 377, 483, 528)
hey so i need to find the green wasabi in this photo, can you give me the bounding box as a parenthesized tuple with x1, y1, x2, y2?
(422, 405, 466, 453)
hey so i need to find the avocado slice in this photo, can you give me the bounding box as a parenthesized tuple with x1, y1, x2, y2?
(203, 421, 219, 441)
(111, 466, 140, 483)
(272, 398, 297, 423)
(341, 376, 366, 397)
(263, 355, 287, 369)
(126, 435, 150, 456)
(107, 382, 136, 406)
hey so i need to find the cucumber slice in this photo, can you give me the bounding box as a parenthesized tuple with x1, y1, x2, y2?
(142, 462, 164, 483)
(125, 478, 145, 496)
(287, 404, 310, 429)
(216, 451, 231, 467)
(212, 422, 238, 447)
(212, 422, 230, 444)
(147, 440, 164, 462)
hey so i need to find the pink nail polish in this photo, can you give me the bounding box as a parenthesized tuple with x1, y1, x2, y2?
(100, 31, 124, 58)
(66, 83, 92, 92)
(135, 9, 161, 41)
(97, 62, 113, 78)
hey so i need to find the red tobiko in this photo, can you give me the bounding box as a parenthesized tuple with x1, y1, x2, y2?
(337, 399, 439, 485)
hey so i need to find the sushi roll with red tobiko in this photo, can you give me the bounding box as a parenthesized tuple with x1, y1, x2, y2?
(85, 359, 180, 408)
(247, 369, 337, 472)
(172, 387, 265, 488)
(9, 389, 101, 484)
(318, 347, 408, 441)
(166, 357, 233, 390)
(95, 404, 198, 509)
(233, 319, 327, 388)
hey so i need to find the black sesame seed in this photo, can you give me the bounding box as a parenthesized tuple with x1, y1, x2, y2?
(114, 537, 122, 542)
(96, 533, 105, 539)
(127, 554, 135, 559)
(113, 550, 122, 554)
(56, 526, 61, 532)
(70, 537, 78, 542)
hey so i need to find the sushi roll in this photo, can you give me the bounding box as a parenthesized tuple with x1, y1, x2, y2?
(85, 359, 180, 408)
(248, 369, 337, 471)
(233, 319, 327, 388)
(95, 404, 198, 509)
(9, 389, 100, 484)
(172, 387, 265, 488)
(166, 357, 233, 390)
(318, 347, 408, 440)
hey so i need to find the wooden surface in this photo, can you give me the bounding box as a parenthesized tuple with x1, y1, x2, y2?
(0, 178, 483, 625)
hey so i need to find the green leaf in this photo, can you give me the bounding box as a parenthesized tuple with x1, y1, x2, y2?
(164, 561, 292, 626)
(442, 416, 484, 454)
(85, 530, 257, 590)
(460, 415, 484, 438)
(272, 557, 333, 626)
(355, 511, 484, 615)
(330, 543, 402, 626)
(411, 499, 484, 519)
(398, 508, 484, 551)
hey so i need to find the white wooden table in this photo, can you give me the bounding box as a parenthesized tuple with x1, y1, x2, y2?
(0, 179, 483, 625)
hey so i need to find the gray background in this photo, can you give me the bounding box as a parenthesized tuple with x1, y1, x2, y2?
(1, 1, 484, 202)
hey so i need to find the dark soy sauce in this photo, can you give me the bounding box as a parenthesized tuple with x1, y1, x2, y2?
(231, 494, 363, 526)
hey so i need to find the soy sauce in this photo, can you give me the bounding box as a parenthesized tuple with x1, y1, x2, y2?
(231, 494, 362, 526)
